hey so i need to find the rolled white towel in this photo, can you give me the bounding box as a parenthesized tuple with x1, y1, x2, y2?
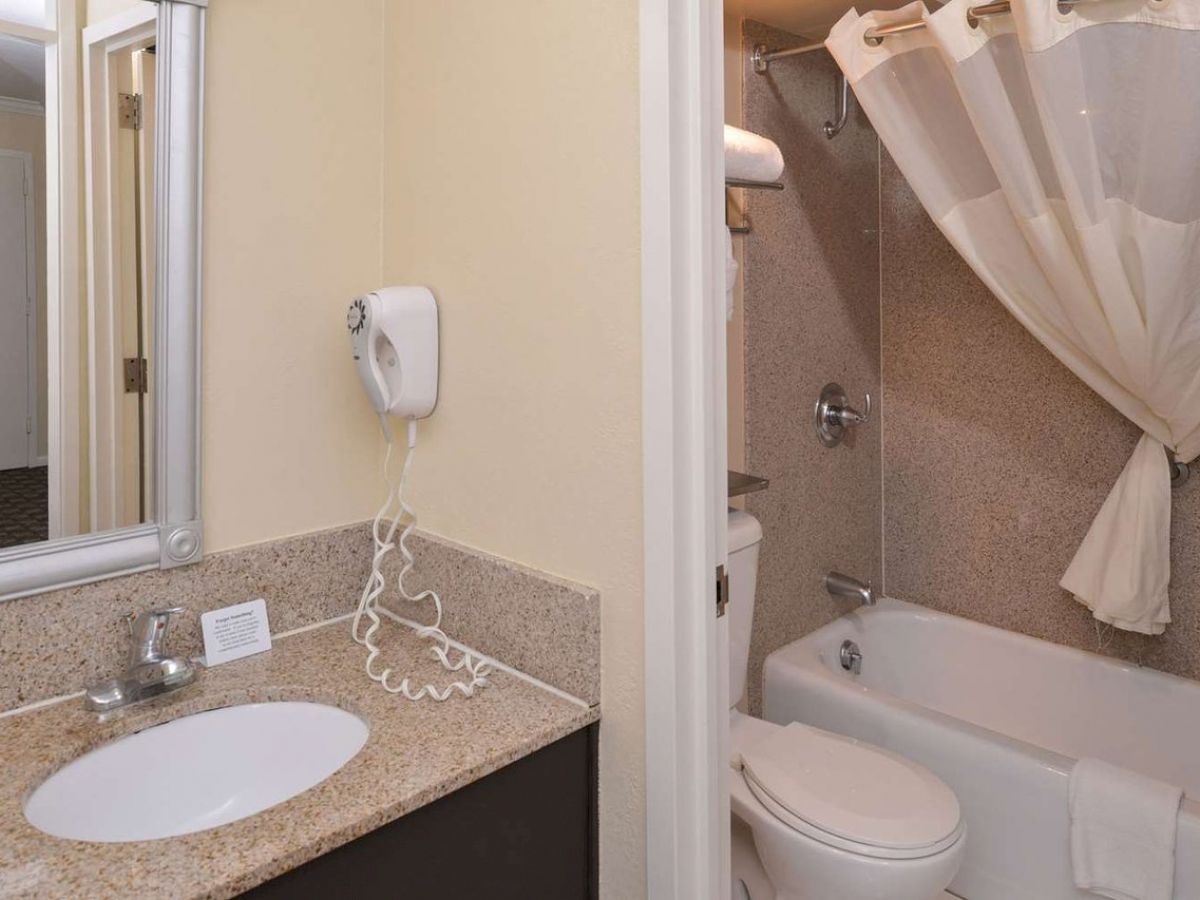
(1070, 758, 1182, 900)
(724, 125, 784, 184)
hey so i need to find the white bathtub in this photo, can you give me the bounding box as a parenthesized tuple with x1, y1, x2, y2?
(762, 598, 1200, 900)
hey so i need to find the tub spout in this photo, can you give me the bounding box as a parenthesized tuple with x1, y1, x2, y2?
(825, 571, 876, 607)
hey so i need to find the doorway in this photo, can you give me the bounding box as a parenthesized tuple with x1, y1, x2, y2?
(0, 147, 44, 549)
(0, 148, 39, 472)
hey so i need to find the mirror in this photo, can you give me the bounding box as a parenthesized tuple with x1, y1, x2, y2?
(0, 0, 205, 599)
(0, 30, 48, 549)
(0, 7, 155, 551)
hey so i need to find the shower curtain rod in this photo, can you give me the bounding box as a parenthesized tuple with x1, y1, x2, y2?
(752, 0, 1086, 72)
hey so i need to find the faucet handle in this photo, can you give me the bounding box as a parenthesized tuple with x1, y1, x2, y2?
(815, 383, 872, 447)
(125, 607, 185, 665)
(840, 391, 871, 426)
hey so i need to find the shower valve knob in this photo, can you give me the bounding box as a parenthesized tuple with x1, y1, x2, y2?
(815, 383, 871, 447)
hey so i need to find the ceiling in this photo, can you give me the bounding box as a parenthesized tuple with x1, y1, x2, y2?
(0, 33, 44, 105)
(729, 0, 917, 40)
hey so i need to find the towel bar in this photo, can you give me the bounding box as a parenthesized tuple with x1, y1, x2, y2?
(725, 176, 783, 233)
(725, 177, 784, 191)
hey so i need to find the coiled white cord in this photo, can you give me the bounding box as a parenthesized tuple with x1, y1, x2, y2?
(351, 417, 491, 700)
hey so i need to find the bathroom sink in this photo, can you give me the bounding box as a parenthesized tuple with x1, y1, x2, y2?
(24, 701, 369, 842)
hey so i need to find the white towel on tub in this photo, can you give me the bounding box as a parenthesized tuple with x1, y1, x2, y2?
(1070, 758, 1182, 900)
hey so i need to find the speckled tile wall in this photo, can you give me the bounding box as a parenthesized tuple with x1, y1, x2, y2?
(0, 524, 599, 712)
(741, 21, 882, 716)
(739, 19, 1200, 700)
(879, 150, 1200, 679)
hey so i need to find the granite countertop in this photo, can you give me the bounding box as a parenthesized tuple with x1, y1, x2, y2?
(0, 618, 598, 899)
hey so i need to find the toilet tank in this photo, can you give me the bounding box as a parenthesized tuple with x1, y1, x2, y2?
(727, 510, 763, 710)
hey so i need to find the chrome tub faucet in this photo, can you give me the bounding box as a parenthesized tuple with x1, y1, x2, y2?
(825, 571, 876, 607)
(85, 607, 196, 712)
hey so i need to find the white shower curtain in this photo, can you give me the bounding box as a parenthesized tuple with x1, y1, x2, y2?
(826, 0, 1200, 634)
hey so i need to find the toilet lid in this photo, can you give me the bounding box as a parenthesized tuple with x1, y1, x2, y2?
(738, 722, 962, 856)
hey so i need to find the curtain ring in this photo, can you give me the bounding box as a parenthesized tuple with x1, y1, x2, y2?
(1171, 460, 1190, 487)
(1168, 448, 1191, 488)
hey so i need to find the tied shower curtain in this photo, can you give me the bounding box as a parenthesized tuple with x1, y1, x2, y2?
(826, 0, 1200, 634)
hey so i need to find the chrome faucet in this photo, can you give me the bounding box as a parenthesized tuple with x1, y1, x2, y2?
(825, 571, 876, 607)
(85, 608, 196, 712)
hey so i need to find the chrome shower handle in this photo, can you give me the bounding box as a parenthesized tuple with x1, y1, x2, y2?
(831, 391, 871, 427)
(815, 383, 871, 447)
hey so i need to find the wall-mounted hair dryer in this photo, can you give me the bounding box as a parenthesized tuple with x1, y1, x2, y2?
(344, 286, 489, 702)
(347, 286, 439, 420)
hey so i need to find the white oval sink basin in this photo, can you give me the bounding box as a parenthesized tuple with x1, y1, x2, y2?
(24, 701, 369, 842)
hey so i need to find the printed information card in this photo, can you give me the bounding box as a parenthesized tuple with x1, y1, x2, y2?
(201, 598, 272, 667)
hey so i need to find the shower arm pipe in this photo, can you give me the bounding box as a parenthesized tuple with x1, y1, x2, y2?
(753, 0, 1091, 71)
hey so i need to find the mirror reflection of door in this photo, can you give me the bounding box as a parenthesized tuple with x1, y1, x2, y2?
(114, 45, 155, 527)
(86, 12, 159, 536)
(0, 31, 46, 551)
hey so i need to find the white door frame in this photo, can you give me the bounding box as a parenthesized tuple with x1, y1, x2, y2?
(82, 6, 158, 532)
(0, 148, 39, 469)
(640, 0, 730, 897)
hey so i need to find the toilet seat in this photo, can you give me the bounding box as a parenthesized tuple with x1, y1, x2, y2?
(735, 721, 963, 861)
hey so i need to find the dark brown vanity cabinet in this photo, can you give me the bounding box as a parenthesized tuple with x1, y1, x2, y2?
(241, 725, 597, 900)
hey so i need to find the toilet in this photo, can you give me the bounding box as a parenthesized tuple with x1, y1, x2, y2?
(726, 510, 965, 900)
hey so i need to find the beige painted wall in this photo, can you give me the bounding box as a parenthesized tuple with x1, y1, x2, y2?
(0, 107, 47, 459)
(379, 4, 644, 896)
(198, 1, 646, 896)
(199, 0, 387, 550)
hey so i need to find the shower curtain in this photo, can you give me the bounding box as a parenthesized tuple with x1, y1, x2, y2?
(826, 0, 1200, 634)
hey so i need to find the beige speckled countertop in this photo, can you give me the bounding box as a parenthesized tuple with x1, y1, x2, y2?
(0, 617, 598, 899)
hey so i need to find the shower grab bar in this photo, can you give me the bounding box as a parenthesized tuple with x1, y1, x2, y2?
(823, 76, 850, 140)
(753, 0, 1093, 71)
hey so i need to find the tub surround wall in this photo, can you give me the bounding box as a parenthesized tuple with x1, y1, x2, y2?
(726, 10, 748, 477)
(737, 16, 1200, 687)
(0, 525, 600, 713)
(879, 151, 1200, 679)
(741, 21, 882, 715)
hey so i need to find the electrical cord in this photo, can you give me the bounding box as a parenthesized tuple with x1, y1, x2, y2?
(351, 418, 491, 700)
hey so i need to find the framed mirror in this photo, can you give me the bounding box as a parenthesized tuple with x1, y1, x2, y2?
(0, 0, 205, 599)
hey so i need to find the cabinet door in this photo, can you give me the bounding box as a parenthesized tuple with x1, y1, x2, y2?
(242, 725, 597, 900)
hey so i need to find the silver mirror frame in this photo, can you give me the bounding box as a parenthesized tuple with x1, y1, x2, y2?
(0, 0, 207, 600)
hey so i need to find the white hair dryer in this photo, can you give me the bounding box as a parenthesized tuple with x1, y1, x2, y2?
(345, 286, 489, 701)
(347, 286, 439, 420)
